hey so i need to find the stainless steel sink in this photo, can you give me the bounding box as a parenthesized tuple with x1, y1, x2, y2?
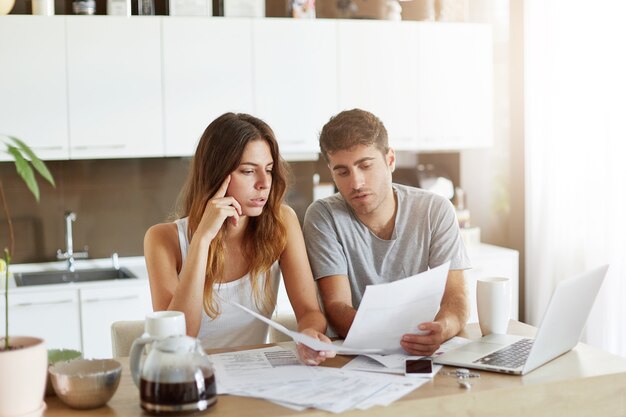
(13, 267, 136, 287)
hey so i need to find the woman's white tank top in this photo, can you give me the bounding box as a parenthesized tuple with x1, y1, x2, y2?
(174, 218, 279, 349)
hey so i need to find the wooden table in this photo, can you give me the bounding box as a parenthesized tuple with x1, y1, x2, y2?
(43, 321, 626, 417)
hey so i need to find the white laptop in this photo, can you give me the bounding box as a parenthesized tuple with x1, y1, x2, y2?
(434, 264, 608, 375)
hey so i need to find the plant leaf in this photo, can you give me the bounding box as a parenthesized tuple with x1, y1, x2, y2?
(7, 145, 40, 202)
(8, 136, 55, 187)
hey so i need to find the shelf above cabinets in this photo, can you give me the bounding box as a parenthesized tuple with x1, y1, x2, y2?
(0, 16, 492, 161)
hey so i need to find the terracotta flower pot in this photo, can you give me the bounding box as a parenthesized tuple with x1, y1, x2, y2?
(0, 337, 47, 417)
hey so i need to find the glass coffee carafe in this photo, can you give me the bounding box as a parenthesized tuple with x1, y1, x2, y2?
(130, 335, 217, 414)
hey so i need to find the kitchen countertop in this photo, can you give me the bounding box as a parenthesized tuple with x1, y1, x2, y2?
(1, 256, 149, 294)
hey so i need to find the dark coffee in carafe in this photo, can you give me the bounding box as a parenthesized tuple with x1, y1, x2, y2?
(139, 370, 217, 414)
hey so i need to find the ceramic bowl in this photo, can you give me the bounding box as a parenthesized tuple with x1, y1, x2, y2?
(49, 359, 122, 409)
(46, 349, 82, 396)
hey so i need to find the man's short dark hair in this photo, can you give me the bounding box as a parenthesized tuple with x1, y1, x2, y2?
(319, 109, 389, 163)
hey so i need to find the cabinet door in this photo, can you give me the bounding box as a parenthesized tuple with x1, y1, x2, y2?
(66, 16, 163, 159)
(416, 23, 493, 150)
(465, 244, 519, 323)
(80, 284, 152, 359)
(0, 289, 81, 351)
(162, 18, 254, 157)
(338, 20, 419, 151)
(0, 16, 69, 160)
(253, 19, 337, 159)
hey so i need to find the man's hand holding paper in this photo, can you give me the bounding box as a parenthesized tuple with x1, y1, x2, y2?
(340, 262, 450, 354)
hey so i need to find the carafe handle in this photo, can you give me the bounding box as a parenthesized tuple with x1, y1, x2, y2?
(129, 335, 156, 387)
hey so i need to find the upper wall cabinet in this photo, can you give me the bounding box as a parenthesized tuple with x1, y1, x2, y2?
(0, 17, 69, 161)
(162, 18, 254, 157)
(416, 23, 493, 150)
(338, 21, 419, 151)
(0, 17, 492, 160)
(253, 19, 338, 158)
(66, 17, 163, 159)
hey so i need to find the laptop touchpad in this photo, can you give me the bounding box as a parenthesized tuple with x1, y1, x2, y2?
(460, 341, 506, 354)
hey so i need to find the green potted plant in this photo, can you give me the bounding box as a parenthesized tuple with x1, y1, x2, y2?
(0, 135, 55, 417)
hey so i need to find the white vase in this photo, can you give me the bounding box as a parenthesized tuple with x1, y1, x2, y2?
(0, 337, 47, 417)
(0, 0, 16, 15)
(32, 0, 55, 15)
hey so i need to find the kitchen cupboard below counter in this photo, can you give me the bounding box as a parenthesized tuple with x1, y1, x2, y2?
(0, 257, 152, 359)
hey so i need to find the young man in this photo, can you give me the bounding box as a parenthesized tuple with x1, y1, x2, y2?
(303, 109, 471, 356)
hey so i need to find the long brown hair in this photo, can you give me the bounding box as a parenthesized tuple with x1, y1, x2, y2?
(176, 113, 289, 318)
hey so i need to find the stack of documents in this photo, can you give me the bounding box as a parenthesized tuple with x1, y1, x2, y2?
(218, 263, 470, 412)
(210, 346, 430, 412)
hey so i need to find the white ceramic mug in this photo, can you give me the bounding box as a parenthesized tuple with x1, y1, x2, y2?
(144, 311, 186, 339)
(476, 277, 511, 336)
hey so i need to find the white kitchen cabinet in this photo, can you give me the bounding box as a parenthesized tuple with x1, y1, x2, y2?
(80, 284, 152, 359)
(465, 243, 519, 323)
(0, 289, 81, 351)
(0, 16, 492, 159)
(0, 16, 69, 161)
(253, 19, 338, 159)
(416, 23, 493, 150)
(337, 20, 419, 151)
(66, 16, 163, 159)
(162, 18, 254, 157)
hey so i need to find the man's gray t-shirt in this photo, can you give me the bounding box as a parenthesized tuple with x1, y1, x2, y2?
(303, 183, 471, 309)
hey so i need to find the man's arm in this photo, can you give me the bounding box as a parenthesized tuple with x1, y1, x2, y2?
(317, 275, 357, 338)
(400, 269, 468, 356)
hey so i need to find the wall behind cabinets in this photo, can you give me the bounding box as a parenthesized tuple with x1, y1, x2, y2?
(0, 158, 317, 264)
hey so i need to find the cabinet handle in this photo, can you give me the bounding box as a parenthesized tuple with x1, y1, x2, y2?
(14, 299, 74, 307)
(72, 144, 126, 150)
(31, 146, 64, 151)
(83, 295, 139, 303)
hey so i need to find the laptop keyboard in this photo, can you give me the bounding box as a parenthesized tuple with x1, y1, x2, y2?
(473, 338, 534, 369)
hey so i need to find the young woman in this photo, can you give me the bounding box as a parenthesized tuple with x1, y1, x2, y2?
(144, 113, 334, 365)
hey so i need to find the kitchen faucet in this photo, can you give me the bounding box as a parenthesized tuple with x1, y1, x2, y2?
(57, 211, 89, 272)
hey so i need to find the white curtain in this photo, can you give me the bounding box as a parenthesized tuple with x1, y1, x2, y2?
(525, 0, 626, 356)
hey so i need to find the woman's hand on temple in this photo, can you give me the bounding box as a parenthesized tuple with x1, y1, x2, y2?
(197, 175, 243, 241)
(296, 328, 337, 366)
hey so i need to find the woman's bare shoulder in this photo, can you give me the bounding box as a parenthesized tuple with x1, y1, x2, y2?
(279, 204, 298, 223)
(145, 222, 179, 249)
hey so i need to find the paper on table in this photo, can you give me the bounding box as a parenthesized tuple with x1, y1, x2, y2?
(343, 355, 443, 377)
(209, 346, 306, 394)
(342, 262, 450, 352)
(229, 301, 384, 354)
(342, 336, 471, 375)
(210, 345, 429, 413)
(362, 336, 472, 368)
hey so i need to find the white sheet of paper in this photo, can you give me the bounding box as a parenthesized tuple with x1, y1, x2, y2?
(343, 355, 443, 377)
(229, 301, 384, 354)
(362, 336, 472, 368)
(211, 345, 429, 413)
(209, 345, 303, 394)
(342, 337, 471, 376)
(342, 262, 450, 352)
